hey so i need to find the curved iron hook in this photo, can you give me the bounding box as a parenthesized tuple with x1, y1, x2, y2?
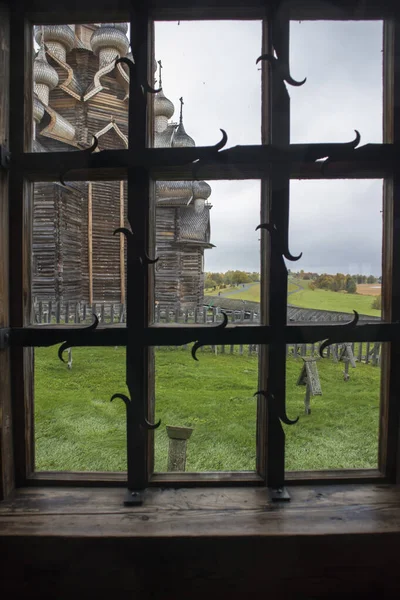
(142, 417, 161, 431)
(110, 392, 131, 406)
(192, 129, 229, 180)
(60, 136, 98, 187)
(319, 310, 359, 358)
(321, 130, 361, 174)
(113, 228, 159, 265)
(115, 56, 161, 94)
(191, 311, 228, 361)
(110, 393, 161, 429)
(214, 129, 228, 151)
(58, 314, 99, 363)
(113, 227, 133, 239)
(256, 54, 307, 87)
(256, 223, 303, 262)
(254, 389, 299, 425)
(141, 252, 159, 266)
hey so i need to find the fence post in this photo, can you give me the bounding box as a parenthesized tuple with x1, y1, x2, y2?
(365, 341, 370, 364)
(166, 425, 193, 471)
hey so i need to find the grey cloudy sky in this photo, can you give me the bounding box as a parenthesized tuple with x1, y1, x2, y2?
(155, 19, 383, 276)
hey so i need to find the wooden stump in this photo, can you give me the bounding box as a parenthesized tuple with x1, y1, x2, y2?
(166, 425, 194, 472)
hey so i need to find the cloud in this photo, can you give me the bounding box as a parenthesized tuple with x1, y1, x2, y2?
(156, 19, 383, 275)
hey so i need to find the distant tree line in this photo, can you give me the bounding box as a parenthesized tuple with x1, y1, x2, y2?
(204, 271, 260, 290)
(291, 269, 381, 285)
(310, 273, 358, 294)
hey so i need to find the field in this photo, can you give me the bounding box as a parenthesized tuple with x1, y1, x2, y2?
(357, 283, 381, 296)
(211, 281, 300, 303)
(34, 346, 380, 473)
(288, 287, 381, 317)
(207, 279, 381, 317)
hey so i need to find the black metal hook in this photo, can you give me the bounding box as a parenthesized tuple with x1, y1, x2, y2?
(59, 136, 99, 188)
(256, 223, 302, 262)
(115, 56, 161, 95)
(113, 227, 159, 265)
(319, 311, 359, 358)
(191, 311, 228, 361)
(58, 314, 99, 362)
(192, 129, 228, 179)
(321, 130, 361, 174)
(255, 389, 299, 425)
(110, 393, 161, 430)
(256, 54, 306, 87)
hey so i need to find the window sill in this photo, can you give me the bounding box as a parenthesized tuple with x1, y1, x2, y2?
(1, 483, 400, 538)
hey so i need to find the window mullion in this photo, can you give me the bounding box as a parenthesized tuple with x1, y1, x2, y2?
(8, 12, 34, 486)
(122, 8, 152, 499)
(265, 13, 292, 495)
(380, 19, 400, 481)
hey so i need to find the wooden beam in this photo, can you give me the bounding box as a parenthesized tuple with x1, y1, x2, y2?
(88, 182, 93, 305)
(119, 180, 125, 304)
(380, 20, 400, 482)
(13, 145, 393, 182)
(0, 2, 14, 501)
(9, 11, 34, 487)
(17, 0, 400, 23)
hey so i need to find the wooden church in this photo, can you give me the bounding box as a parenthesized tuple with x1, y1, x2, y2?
(32, 23, 213, 309)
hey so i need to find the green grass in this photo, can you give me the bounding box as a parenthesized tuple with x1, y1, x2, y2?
(34, 346, 380, 473)
(219, 282, 261, 302)
(288, 287, 381, 317)
(215, 281, 299, 302)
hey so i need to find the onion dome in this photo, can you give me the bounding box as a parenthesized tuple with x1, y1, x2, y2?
(33, 95, 45, 123)
(193, 180, 211, 200)
(90, 23, 129, 68)
(172, 97, 195, 148)
(101, 23, 128, 34)
(33, 44, 59, 106)
(154, 61, 174, 133)
(34, 25, 75, 62)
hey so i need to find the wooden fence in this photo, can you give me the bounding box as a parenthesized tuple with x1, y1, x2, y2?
(32, 300, 382, 366)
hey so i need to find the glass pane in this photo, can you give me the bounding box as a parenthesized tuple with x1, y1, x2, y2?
(287, 180, 382, 323)
(153, 21, 262, 148)
(32, 23, 130, 152)
(284, 340, 381, 470)
(34, 346, 127, 471)
(32, 180, 127, 324)
(152, 180, 261, 322)
(152, 345, 258, 472)
(289, 21, 383, 144)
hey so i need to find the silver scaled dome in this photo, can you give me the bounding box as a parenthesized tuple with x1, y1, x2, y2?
(154, 90, 175, 120)
(172, 121, 195, 148)
(172, 97, 195, 148)
(34, 25, 75, 62)
(33, 95, 45, 123)
(33, 46, 59, 105)
(90, 23, 129, 68)
(192, 180, 211, 199)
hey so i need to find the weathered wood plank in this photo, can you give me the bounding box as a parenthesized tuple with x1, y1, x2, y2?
(0, 3, 13, 502)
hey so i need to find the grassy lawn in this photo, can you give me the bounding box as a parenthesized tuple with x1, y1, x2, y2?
(288, 287, 381, 317)
(210, 281, 299, 302)
(219, 282, 261, 301)
(35, 346, 380, 473)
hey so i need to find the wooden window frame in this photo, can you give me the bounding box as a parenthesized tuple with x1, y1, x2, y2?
(1, 0, 400, 502)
